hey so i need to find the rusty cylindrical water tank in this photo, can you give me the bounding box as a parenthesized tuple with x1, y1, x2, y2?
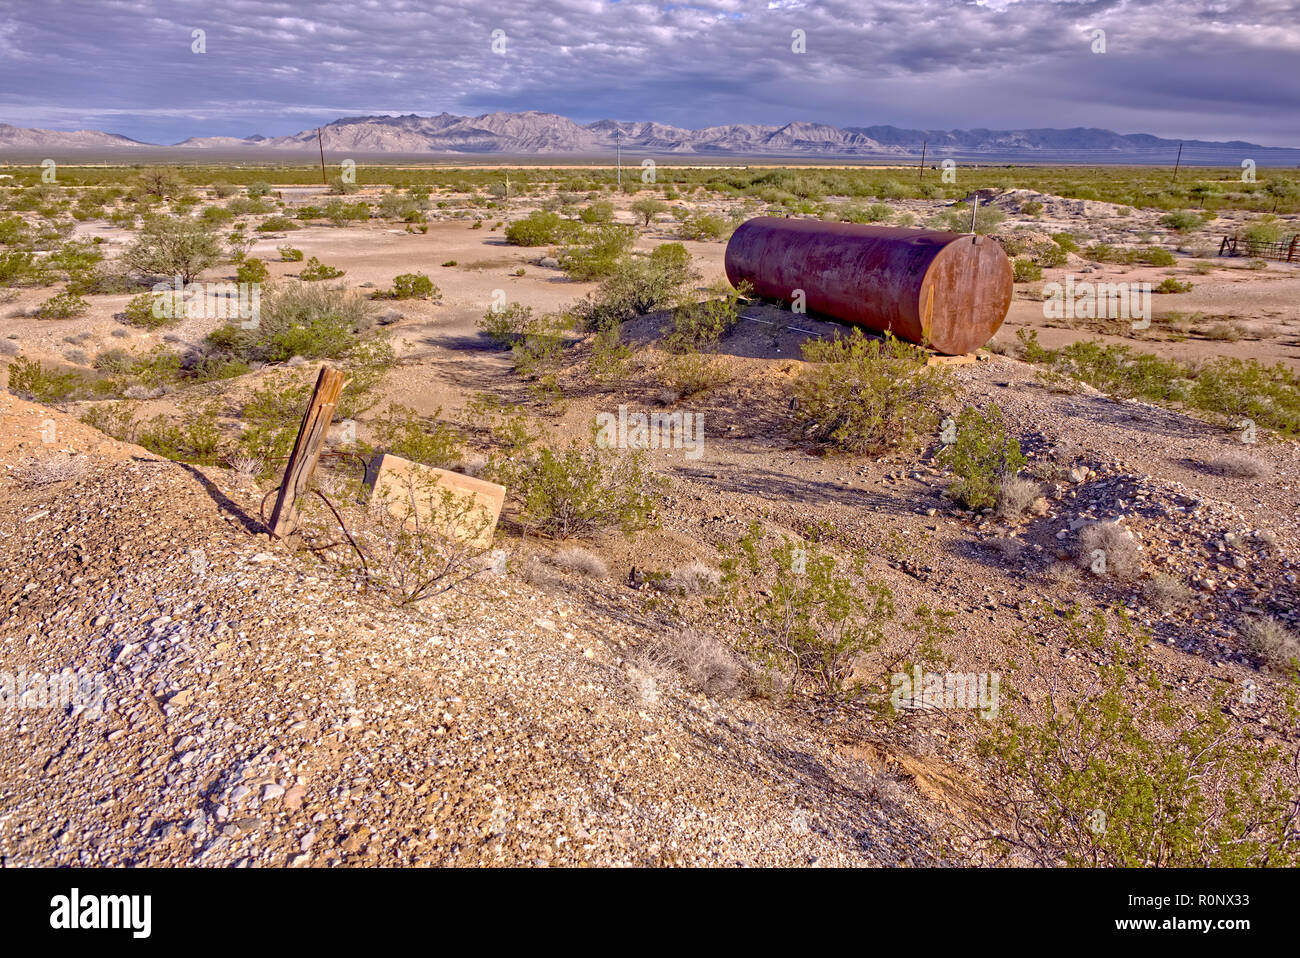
(724, 217, 1013, 355)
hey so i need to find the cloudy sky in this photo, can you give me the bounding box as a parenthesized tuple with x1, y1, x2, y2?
(1, 0, 1296, 145)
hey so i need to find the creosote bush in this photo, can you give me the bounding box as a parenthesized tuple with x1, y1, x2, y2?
(793, 330, 954, 454)
(941, 403, 1027, 510)
(978, 611, 1300, 866)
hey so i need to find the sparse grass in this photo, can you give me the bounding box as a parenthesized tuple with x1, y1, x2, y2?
(14, 454, 89, 487)
(551, 547, 609, 578)
(1239, 616, 1300, 676)
(660, 561, 722, 595)
(996, 475, 1042, 520)
(1143, 573, 1192, 611)
(1078, 521, 1142, 580)
(1204, 450, 1270, 478)
(637, 628, 753, 698)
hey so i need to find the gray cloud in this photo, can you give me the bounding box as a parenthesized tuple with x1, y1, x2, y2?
(0, 0, 1295, 145)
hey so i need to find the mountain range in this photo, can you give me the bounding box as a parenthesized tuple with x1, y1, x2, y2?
(1, 112, 1295, 163)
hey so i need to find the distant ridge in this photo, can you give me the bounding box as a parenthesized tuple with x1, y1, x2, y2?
(2, 111, 1296, 164)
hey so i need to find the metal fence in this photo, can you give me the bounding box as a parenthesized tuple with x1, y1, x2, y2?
(1219, 233, 1300, 261)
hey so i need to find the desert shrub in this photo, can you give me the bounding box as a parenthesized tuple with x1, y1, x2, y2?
(504, 210, 576, 246)
(677, 212, 733, 241)
(324, 200, 370, 226)
(235, 257, 269, 285)
(630, 198, 668, 226)
(978, 614, 1300, 866)
(278, 246, 304, 262)
(6, 355, 87, 403)
(121, 290, 185, 329)
(123, 214, 221, 283)
(656, 350, 731, 399)
(552, 547, 609, 578)
(299, 257, 344, 281)
(44, 239, 103, 280)
(1013, 257, 1042, 283)
(206, 282, 378, 365)
(501, 439, 661, 540)
(507, 315, 572, 399)
(14, 453, 89, 488)
(351, 470, 497, 604)
(137, 168, 184, 200)
(1052, 232, 1080, 253)
(839, 203, 893, 223)
(225, 197, 274, 216)
(577, 201, 614, 224)
(0, 251, 44, 286)
(587, 326, 633, 384)
(940, 404, 1027, 510)
(559, 223, 636, 280)
(256, 215, 299, 232)
(721, 527, 896, 696)
(1014, 334, 1300, 436)
(1159, 209, 1210, 232)
(376, 272, 437, 300)
(35, 291, 89, 319)
(201, 205, 236, 227)
(930, 204, 1005, 234)
(370, 403, 464, 470)
(1201, 321, 1242, 342)
(665, 280, 748, 353)
(571, 243, 697, 331)
(1077, 521, 1142, 580)
(377, 191, 428, 221)
(0, 213, 32, 246)
(1239, 617, 1300, 676)
(1155, 277, 1193, 294)
(246, 181, 273, 199)
(1035, 243, 1067, 268)
(1240, 218, 1284, 247)
(793, 330, 954, 454)
(1020, 200, 1045, 216)
(638, 628, 751, 698)
(136, 407, 221, 464)
(478, 302, 537, 347)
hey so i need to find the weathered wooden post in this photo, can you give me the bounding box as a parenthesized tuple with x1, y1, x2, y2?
(1288, 235, 1297, 263)
(268, 365, 347, 538)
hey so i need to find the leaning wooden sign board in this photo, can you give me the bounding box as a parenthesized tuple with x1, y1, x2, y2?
(269, 365, 505, 547)
(363, 454, 506, 549)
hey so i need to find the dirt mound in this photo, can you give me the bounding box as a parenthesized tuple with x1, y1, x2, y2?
(0, 393, 951, 867)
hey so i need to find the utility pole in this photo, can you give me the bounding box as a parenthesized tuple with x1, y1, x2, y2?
(1171, 142, 1183, 184)
(317, 128, 327, 186)
(918, 139, 927, 185)
(970, 194, 979, 234)
(615, 128, 622, 188)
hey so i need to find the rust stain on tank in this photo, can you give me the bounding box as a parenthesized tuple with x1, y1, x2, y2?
(724, 217, 1013, 355)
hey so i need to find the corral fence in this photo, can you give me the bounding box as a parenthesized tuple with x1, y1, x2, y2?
(1218, 233, 1300, 261)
